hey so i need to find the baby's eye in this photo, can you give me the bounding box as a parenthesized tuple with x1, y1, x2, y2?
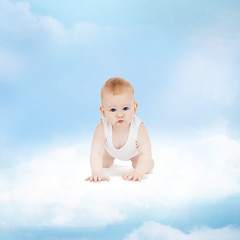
(123, 107, 129, 111)
(110, 108, 116, 112)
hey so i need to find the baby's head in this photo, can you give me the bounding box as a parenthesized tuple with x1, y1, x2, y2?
(100, 77, 135, 102)
(100, 77, 138, 126)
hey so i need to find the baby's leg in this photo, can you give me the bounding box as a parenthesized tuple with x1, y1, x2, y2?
(103, 150, 115, 168)
(130, 155, 154, 174)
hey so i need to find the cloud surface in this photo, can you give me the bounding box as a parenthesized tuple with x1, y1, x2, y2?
(124, 221, 240, 240)
(0, 133, 240, 227)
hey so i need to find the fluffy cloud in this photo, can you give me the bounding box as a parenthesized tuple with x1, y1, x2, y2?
(0, 0, 115, 65)
(151, 133, 240, 203)
(0, 133, 240, 227)
(124, 221, 240, 240)
(0, 141, 126, 227)
(159, 31, 240, 117)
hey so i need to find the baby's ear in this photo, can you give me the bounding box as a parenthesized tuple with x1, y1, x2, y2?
(99, 106, 105, 117)
(134, 102, 138, 114)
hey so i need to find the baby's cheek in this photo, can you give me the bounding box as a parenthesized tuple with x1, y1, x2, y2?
(107, 116, 115, 124)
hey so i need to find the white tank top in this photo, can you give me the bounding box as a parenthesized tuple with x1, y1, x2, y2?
(101, 115, 143, 161)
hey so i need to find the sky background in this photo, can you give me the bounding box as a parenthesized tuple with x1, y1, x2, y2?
(0, 0, 240, 239)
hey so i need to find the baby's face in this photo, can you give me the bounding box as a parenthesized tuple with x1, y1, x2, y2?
(100, 92, 137, 127)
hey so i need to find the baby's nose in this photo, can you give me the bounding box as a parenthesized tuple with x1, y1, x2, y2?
(117, 110, 124, 116)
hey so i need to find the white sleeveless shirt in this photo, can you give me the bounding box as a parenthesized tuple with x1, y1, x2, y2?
(101, 115, 143, 161)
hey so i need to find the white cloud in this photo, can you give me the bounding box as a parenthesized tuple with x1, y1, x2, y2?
(0, 0, 118, 86)
(0, 141, 127, 227)
(39, 16, 67, 42)
(151, 133, 240, 203)
(0, 0, 114, 51)
(0, 0, 62, 39)
(124, 221, 240, 240)
(160, 31, 240, 115)
(0, 132, 240, 227)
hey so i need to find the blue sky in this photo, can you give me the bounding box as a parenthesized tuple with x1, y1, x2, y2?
(0, 0, 240, 239)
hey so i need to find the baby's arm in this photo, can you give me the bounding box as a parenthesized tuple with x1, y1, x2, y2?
(85, 122, 109, 182)
(123, 123, 154, 181)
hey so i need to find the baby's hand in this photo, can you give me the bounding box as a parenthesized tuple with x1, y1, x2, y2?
(85, 172, 110, 183)
(122, 170, 144, 182)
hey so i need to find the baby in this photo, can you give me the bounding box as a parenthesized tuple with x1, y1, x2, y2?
(85, 77, 154, 182)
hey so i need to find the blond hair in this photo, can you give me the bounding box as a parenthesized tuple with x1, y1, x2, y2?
(101, 77, 134, 100)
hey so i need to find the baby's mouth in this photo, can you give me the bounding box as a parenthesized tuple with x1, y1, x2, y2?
(117, 120, 124, 123)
